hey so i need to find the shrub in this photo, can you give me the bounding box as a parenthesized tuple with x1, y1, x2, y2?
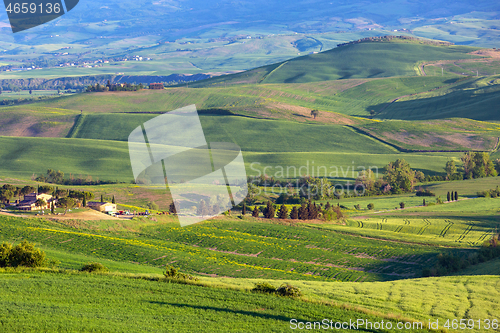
(399, 202, 405, 209)
(276, 283, 302, 297)
(81, 262, 108, 273)
(0, 243, 13, 267)
(0, 240, 46, 268)
(367, 203, 374, 210)
(321, 208, 337, 221)
(436, 197, 443, 204)
(477, 191, 491, 198)
(354, 204, 360, 210)
(251, 282, 276, 294)
(146, 201, 159, 210)
(163, 265, 198, 281)
(416, 189, 435, 196)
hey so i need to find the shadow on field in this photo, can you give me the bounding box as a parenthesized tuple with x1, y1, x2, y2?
(367, 86, 500, 121)
(148, 301, 306, 322)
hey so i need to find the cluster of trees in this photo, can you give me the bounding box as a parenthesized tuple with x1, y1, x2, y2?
(34, 169, 120, 185)
(423, 241, 500, 277)
(86, 82, 143, 92)
(0, 240, 48, 268)
(244, 201, 343, 221)
(477, 186, 500, 198)
(0, 182, 99, 214)
(357, 159, 422, 195)
(337, 35, 453, 48)
(196, 195, 231, 216)
(0, 184, 41, 205)
(447, 191, 458, 201)
(444, 152, 499, 181)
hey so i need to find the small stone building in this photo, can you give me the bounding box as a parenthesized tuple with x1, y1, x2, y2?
(87, 201, 117, 213)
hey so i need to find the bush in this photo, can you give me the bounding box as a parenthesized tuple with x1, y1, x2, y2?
(276, 283, 302, 297)
(354, 204, 360, 210)
(81, 262, 108, 273)
(146, 201, 159, 210)
(477, 191, 490, 198)
(163, 265, 198, 281)
(399, 202, 405, 209)
(0, 240, 46, 268)
(251, 282, 276, 294)
(416, 189, 435, 196)
(367, 203, 374, 210)
(321, 208, 337, 221)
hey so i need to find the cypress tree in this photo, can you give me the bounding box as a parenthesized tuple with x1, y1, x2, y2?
(289, 206, 299, 219)
(264, 201, 275, 219)
(50, 201, 55, 214)
(83, 196, 87, 207)
(455, 191, 458, 201)
(278, 204, 288, 219)
(100, 194, 104, 202)
(252, 206, 259, 217)
(197, 200, 207, 216)
(112, 195, 115, 204)
(423, 198, 426, 206)
(242, 203, 246, 215)
(447, 192, 451, 202)
(298, 203, 308, 220)
(169, 202, 176, 214)
(325, 202, 331, 210)
(307, 200, 316, 219)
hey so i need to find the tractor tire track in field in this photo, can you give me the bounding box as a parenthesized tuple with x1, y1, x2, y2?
(439, 220, 454, 238)
(357, 220, 364, 228)
(394, 225, 404, 233)
(477, 231, 492, 244)
(456, 222, 474, 243)
(417, 219, 431, 235)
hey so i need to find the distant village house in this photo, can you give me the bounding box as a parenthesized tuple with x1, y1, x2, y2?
(149, 83, 164, 89)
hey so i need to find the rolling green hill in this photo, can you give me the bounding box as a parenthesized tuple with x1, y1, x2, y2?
(377, 75, 500, 120)
(188, 38, 480, 86)
(69, 113, 395, 154)
(0, 135, 464, 181)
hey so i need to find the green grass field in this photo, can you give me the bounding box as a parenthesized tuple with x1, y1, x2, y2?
(212, 274, 500, 330)
(0, 135, 466, 182)
(0, 268, 443, 333)
(0, 214, 457, 282)
(378, 76, 500, 121)
(190, 40, 480, 85)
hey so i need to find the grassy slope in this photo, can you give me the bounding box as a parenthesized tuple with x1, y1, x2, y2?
(355, 118, 500, 151)
(0, 136, 133, 181)
(0, 214, 451, 282)
(189, 40, 480, 86)
(0, 135, 464, 180)
(0, 271, 405, 333)
(70, 113, 394, 154)
(378, 76, 500, 120)
(212, 274, 500, 329)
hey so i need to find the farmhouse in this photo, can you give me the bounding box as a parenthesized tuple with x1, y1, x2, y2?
(87, 201, 117, 213)
(17, 192, 54, 211)
(149, 83, 164, 89)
